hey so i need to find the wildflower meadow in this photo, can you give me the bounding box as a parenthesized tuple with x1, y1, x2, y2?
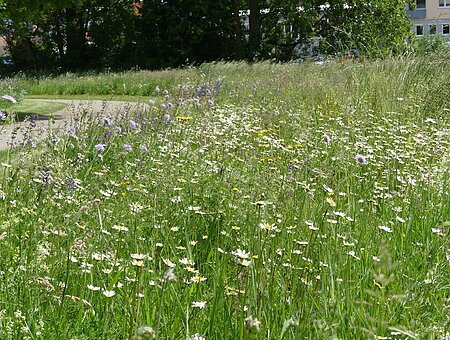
(0, 58, 449, 339)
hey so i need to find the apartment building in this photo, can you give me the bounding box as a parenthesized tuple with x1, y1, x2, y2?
(407, 0, 450, 37)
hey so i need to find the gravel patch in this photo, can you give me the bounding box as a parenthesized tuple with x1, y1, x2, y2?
(0, 99, 147, 151)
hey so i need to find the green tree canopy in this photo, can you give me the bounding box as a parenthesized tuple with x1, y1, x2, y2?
(0, 0, 413, 71)
(254, 0, 412, 60)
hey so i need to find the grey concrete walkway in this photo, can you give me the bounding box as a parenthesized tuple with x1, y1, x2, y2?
(0, 99, 147, 150)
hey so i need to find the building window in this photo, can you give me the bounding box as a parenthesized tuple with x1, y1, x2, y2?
(429, 24, 437, 35)
(415, 25, 424, 36)
(428, 25, 436, 35)
(415, 0, 426, 8)
(439, 0, 450, 7)
(443, 24, 450, 34)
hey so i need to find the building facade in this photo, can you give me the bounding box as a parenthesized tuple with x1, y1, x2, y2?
(407, 0, 450, 37)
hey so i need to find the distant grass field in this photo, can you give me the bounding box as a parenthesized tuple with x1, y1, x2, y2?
(3, 57, 449, 118)
(0, 59, 449, 339)
(12, 68, 197, 97)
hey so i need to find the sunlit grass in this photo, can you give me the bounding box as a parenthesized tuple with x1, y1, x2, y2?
(0, 59, 449, 339)
(26, 94, 151, 103)
(12, 99, 67, 119)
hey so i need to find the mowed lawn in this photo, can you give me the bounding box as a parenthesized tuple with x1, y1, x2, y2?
(0, 59, 449, 339)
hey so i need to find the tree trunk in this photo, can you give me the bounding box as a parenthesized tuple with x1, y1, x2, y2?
(65, 8, 88, 68)
(21, 38, 36, 62)
(233, 0, 241, 39)
(249, 0, 260, 60)
(233, 0, 242, 58)
(53, 10, 66, 60)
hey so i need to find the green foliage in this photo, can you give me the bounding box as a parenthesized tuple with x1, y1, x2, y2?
(1, 0, 414, 70)
(413, 35, 450, 56)
(1, 0, 139, 70)
(311, 0, 412, 56)
(134, 1, 236, 69)
(256, 0, 412, 59)
(256, 0, 315, 60)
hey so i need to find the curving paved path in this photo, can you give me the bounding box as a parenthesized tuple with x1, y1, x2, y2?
(0, 99, 147, 150)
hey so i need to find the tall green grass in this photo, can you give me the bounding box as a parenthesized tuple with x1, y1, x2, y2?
(9, 69, 197, 97)
(0, 58, 449, 339)
(9, 56, 448, 121)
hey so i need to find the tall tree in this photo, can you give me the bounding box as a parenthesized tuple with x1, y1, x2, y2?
(299, 0, 412, 56)
(0, 0, 414, 71)
(256, 0, 411, 60)
(136, 0, 235, 69)
(257, 0, 312, 60)
(1, 0, 138, 70)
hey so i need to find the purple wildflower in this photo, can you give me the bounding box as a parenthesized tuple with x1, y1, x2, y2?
(149, 99, 155, 105)
(215, 77, 223, 91)
(0, 111, 6, 120)
(161, 103, 168, 110)
(100, 116, 110, 127)
(65, 178, 76, 192)
(164, 113, 171, 123)
(129, 120, 138, 129)
(1, 95, 17, 104)
(140, 145, 148, 153)
(95, 143, 106, 152)
(123, 143, 132, 152)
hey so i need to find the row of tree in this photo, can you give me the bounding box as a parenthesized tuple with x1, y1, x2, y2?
(0, 0, 413, 71)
